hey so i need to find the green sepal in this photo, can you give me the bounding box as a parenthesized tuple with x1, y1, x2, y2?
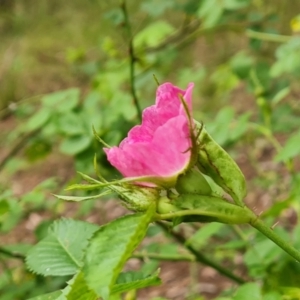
(195, 121, 247, 206)
(65, 183, 106, 191)
(176, 168, 212, 195)
(53, 191, 110, 202)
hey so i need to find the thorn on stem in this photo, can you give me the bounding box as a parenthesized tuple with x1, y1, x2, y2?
(271, 221, 279, 230)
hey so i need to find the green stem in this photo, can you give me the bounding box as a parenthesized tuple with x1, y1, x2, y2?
(247, 208, 300, 262)
(156, 221, 245, 284)
(246, 29, 291, 43)
(120, 0, 142, 122)
(0, 128, 40, 173)
(0, 247, 25, 260)
(132, 252, 195, 262)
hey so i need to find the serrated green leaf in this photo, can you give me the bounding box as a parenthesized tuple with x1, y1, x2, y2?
(112, 269, 161, 294)
(83, 205, 155, 299)
(26, 219, 99, 276)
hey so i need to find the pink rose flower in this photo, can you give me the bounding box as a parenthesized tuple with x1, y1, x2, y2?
(104, 82, 195, 187)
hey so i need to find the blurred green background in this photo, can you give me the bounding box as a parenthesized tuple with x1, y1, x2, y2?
(1, 0, 300, 299)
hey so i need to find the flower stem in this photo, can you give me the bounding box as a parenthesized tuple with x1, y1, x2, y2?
(156, 221, 246, 284)
(246, 29, 291, 43)
(133, 252, 195, 262)
(120, 0, 142, 122)
(247, 208, 300, 262)
(0, 247, 25, 260)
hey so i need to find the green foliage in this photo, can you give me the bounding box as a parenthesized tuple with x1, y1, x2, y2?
(2, 0, 300, 299)
(0, 199, 9, 216)
(186, 223, 225, 249)
(112, 269, 161, 294)
(205, 107, 250, 146)
(26, 219, 99, 276)
(83, 206, 155, 299)
(275, 129, 300, 162)
(134, 21, 175, 49)
(64, 272, 97, 300)
(28, 291, 64, 300)
(233, 282, 261, 300)
(197, 0, 250, 28)
(271, 38, 300, 77)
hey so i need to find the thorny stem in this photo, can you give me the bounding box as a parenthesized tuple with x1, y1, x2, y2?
(157, 206, 300, 271)
(156, 221, 246, 284)
(247, 208, 300, 263)
(120, 0, 142, 122)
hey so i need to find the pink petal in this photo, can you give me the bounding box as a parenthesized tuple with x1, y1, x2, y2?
(105, 82, 195, 181)
(125, 82, 194, 145)
(105, 115, 191, 178)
